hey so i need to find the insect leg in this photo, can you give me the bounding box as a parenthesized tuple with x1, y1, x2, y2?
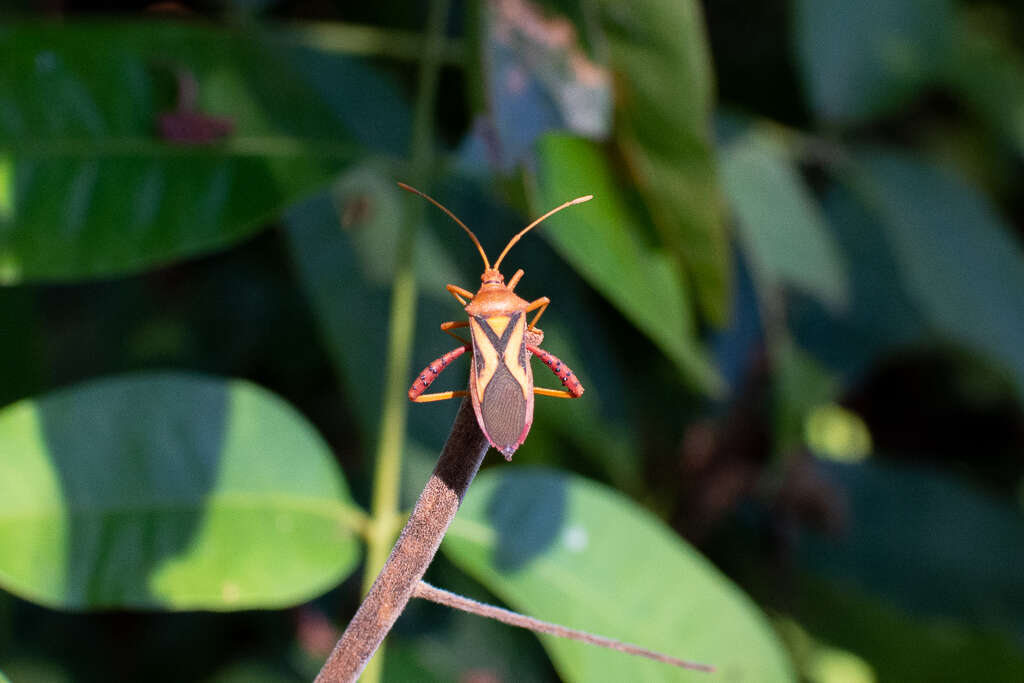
(408, 345, 469, 401)
(446, 284, 475, 306)
(440, 320, 470, 345)
(525, 296, 550, 330)
(413, 390, 469, 403)
(507, 269, 525, 291)
(534, 387, 578, 398)
(527, 344, 584, 398)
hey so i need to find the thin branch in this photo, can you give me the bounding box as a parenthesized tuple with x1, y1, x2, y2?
(315, 397, 490, 682)
(413, 581, 715, 673)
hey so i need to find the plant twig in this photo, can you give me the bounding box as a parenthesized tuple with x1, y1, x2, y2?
(315, 397, 490, 682)
(412, 581, 714, 673)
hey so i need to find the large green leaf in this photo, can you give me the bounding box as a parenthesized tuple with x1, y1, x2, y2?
(444, 469, 794, 682)
(594, 0, 728, 324)
(534, 134, 722, 395)
(720, 130, 848, 310)
(793, 0, 953, 123)
(848, 151, 1024, 399)
(0, 21, 373, 284)
(0, 373, 362, 610)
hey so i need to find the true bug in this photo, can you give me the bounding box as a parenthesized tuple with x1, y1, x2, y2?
(402, 183, 591, 460)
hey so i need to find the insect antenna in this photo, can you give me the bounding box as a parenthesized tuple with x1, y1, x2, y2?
(397, 182, 491, 269)
(493, 194, 593, 270)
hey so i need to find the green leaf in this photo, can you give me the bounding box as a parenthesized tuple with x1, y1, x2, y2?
(801, 461, 1024, 632)
(943, 12, 1024, 157)
(848, 151, 1024, 399)
(769, 579, 1024, 683)
(0, 373, 363, 610)
(534, 135, 722, 395)
(284, 180, 466, 447)
(594, 0, 728, 324)
(444, 469, 794, 682)
(0, 21, 371, 284)
(787, 180, 926, 375)
(793, 0, 953, 123)
(0, 669, 9, 683)
(773, 343, 841, 457)
(720, 130, 848, 310)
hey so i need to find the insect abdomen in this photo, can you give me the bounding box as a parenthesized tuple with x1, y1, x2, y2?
(481, 364, 528, 455)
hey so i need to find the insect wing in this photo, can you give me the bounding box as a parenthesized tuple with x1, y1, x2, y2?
(468, 311, 534, 458)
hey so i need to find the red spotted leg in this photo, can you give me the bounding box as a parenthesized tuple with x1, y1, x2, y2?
(527, 344, 584, 398)
(408, 345, 469, 402)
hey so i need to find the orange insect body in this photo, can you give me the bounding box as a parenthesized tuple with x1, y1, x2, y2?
(403, 183, 590, 459)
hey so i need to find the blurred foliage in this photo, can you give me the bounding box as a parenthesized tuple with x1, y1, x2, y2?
(1, 0, 1023, 682)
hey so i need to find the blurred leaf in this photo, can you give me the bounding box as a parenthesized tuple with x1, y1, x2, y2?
(774, 343, 840, 456)
(848, 151, 1024, 400)
(786, 181, 926, 376)
(284, 182, 465, 449)
(720, 130, 848, 310)
(768, 576, 1024, 683)
(793, 0, 953, 123)
(527, 320, 643, 493)
(0, 373, 362, 610)
(804, 404, 872, 464)
(533, 135, 722, 395)
(774, 617, 877, 683)
(0, 660, 69, 683)
(0, 21, 374, 283)
(803, 461, 1024, 632)
(594, 0, 728, 324)
(469, 0, 611, 171)
(206, 662, 302, 683)
(0, 669, 8, 683)
(444, 468, 794, 682)
(0, 287, 45, 407)
(943, 11, 1024, 158)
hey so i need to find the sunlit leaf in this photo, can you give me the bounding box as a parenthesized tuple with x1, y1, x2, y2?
(444, 468, 794, 682)
(0, 373, 362, 610)
(533, 134, 722, 395)
(594, 0, 728, 324)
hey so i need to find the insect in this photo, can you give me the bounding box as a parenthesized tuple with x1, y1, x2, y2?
(402, 182, 591, 460)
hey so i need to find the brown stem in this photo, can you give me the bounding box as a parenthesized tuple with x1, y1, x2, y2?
(315, 397, 489, 682)
(412, 582, 714, 673)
